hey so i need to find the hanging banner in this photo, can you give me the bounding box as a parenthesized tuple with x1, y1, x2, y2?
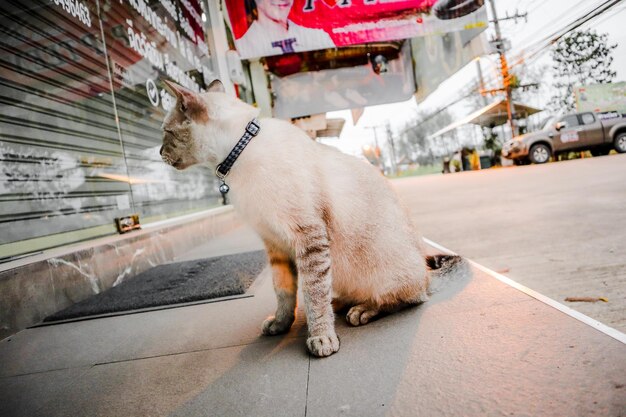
(225, 0, 488, 59)
(412, 29, 489, 102)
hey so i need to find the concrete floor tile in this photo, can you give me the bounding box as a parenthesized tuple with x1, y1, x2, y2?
(0, 266, 301, 376)
(0, 322, 127, 377)
(306, 279, 626, 417)
(92, 270, 307, 363)
(39, 338, 309, 417)
(302, 272, 528, 417)
(386, 299, 626, 417)
(0, 367, 90, 417)
(305, 308, 428, 417)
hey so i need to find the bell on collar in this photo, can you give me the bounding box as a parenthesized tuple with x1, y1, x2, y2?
(219, 182, 230, 194)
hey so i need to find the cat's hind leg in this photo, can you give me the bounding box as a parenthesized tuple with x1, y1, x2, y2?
(346, 303, 379, 326)
(262, 244, 298, 336)
(346, 281, 429, 326)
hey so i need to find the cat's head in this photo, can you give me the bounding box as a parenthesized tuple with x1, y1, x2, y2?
(160, 79, 257, 170)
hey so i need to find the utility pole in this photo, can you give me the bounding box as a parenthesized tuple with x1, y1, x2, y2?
(385, 122, 398, 176)
(483, 1, 527, 136)
(488, 0, 513, 134)
(475, 58, 488, 107)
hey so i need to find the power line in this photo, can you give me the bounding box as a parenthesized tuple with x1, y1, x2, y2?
(508, 0, 622, 71)
(583, 2, 626, 27)
(508, 0, 599, 54)
(403, 0, 623, 139)
(477, 0, 605, 85)
(398, 87, 477, 137)
(478, 0, 622, 95)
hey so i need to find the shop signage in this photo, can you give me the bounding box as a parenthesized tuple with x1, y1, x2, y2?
(225, 0, 488, 59)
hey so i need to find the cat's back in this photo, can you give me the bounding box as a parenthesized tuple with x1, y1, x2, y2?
(236, 117, 423, 292)
(253, 117, 402, 215)
(256, 118, 378, 174)
(271, 122, 416, 249)
(248, 117, 344, 179)
(257, 117, 316, 146)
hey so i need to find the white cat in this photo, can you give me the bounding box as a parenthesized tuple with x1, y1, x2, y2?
(160, 79, 466, 357)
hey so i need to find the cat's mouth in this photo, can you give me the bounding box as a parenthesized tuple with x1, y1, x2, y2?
(170, 158, 188, 170)
(161, 153, 184, 170)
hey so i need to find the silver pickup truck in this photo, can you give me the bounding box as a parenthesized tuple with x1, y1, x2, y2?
(502, 111, 626, 164)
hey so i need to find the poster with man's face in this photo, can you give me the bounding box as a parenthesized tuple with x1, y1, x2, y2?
(225, 0, 488, 59)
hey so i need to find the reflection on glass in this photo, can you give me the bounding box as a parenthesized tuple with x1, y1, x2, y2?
(0, 0, 220, 261)
(101, 0, 219, 222)
(0, 0, 131, 259)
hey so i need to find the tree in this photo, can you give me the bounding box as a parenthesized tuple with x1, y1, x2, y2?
(396, 108, 454, 165)
(550, 29, 617, 112)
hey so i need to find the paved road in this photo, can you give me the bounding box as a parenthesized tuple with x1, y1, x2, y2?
(393, 153, 626, 333)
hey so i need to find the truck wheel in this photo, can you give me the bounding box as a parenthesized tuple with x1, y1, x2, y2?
(614, 133, 626, 153)
(529, 144, 551, 164)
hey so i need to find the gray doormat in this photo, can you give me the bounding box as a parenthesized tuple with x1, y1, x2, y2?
(44, 250, 267, 322)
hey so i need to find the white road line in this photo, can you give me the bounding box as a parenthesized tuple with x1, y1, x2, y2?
(424, 237, 626, 345)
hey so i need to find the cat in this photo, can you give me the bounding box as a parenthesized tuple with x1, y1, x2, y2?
(160, 79, 467, 357)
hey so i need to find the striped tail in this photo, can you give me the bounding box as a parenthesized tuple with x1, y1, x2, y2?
(425, 254, 471, 294)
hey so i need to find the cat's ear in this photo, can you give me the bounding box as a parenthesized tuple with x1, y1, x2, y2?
(163, 79, 188, 99)
(162, 80, 208, 122)
(206, 79, 225, 93)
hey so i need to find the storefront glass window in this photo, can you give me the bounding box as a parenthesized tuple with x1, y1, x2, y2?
(0, 0, 220, 262)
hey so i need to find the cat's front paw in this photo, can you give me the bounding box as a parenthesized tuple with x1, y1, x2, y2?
(262, 316, 292, 336)
(306, 333, 340, 357)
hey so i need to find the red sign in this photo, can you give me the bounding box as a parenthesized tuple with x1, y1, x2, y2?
(226, 0, 487, 59)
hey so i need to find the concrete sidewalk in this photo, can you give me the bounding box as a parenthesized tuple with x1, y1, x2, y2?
(1, 226, 625, 417)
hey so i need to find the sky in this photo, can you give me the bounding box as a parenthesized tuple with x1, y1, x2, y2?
(322, 0, 626, 157)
